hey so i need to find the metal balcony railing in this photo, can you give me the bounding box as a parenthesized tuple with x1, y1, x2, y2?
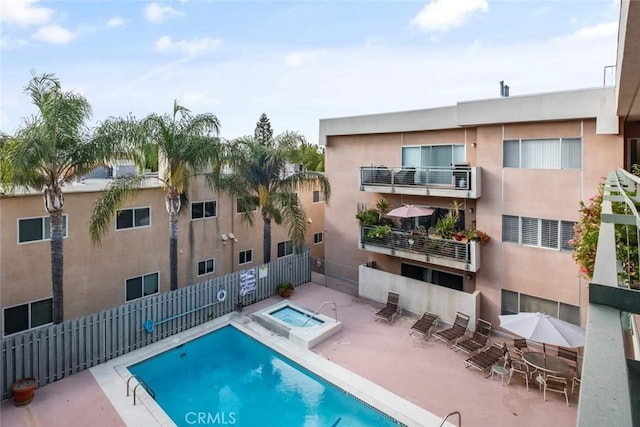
(359, 226, 479, 272)
(578, 168, 640, 426)
(359, 166, 481, 198)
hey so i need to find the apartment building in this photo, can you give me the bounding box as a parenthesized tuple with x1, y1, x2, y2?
(0, 177, 325, 336)
(319, 86, 632, 328)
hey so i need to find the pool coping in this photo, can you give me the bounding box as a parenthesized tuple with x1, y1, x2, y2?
(90, 312, 450, 427)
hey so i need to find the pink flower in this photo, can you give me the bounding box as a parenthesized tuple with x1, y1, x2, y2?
(568, 239, 575, 246)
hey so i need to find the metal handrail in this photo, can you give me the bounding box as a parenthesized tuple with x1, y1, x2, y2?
(301, 301, 338, 327)
(439, 410, 462, 426)
(127, 375, 156, 405)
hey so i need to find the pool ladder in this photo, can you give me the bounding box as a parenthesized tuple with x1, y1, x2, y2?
(126, 375, 156, 405)
(439, 410, 461, 426)
(301, 301, 338, 327)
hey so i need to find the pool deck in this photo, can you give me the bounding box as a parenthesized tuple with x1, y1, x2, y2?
(1, 280, 576, 427)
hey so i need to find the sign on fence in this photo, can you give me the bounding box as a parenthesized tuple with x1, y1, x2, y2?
(239, 268, 257, 296)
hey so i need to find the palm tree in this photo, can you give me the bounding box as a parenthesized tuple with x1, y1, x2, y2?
(89, 100, 221, 291)
(214, 118, 330, 263)
(0, 72, 113, 324)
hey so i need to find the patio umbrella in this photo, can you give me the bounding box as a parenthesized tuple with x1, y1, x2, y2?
(498, 312, 586, 354)
(387, 205, 435, 218)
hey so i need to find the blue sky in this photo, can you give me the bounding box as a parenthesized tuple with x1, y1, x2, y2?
(0, 0, 621, 143)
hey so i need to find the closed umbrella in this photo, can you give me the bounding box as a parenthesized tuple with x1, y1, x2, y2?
(498, 312, 586, 354)
(387, 205, 435, 218)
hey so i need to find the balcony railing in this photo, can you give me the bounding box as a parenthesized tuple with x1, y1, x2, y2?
(578, 168, 640, 426)
(359, 165, 481, 198)
(359, 226, 480, 272)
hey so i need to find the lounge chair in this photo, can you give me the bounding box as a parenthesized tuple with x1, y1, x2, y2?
(373, 292, 402, 325)
(464, 342, 508, 373)
(452, 330, 489, 354)
(409, 312, 438, 341)
(433, 312, 470, 344)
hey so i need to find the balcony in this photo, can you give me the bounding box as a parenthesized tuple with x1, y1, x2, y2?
(578, 168, 640, 426)
(360, 165, 481, 199)
(359, 226, 480, 272)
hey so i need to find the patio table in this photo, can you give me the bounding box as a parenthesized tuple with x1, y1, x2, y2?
(522, 352, 571, 377)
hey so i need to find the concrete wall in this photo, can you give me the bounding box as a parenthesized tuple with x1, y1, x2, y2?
(359, 265, 480, 328)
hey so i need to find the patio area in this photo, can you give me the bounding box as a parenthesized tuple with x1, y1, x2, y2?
(1, 279, 576, 427)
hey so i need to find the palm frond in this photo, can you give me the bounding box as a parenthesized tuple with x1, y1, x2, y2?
(89, 175, 146, 243)
(273, 191, 307, 248)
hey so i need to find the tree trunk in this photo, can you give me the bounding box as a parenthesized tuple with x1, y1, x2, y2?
(169, 213, 178, 290)
(49, 210, 64, 324)
(166, 192, 181, 291)
(263, 213, 272, 264)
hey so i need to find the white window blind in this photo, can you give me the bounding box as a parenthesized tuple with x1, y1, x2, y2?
(541, 219, 559, 249)
(503, 138, 582, 169)
(502, 215, 519, 243)
(521, 217, 539, 245)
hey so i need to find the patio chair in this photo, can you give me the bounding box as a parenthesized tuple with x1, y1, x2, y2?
(513, 338, 528, 359)
(557, 347, 579, 373)
(538, 374, 570, 406)
(508, 358, 535, 391)
(452, 330, 489, 354)
(464, 342, 508, 373)
(433, 312, 470, 344)
(409, 311, 438, 341)
(571, 376, 581, 394)
(373, 292, 402, 325)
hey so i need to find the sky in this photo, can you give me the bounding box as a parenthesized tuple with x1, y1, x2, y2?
(0, 0, 621, 144)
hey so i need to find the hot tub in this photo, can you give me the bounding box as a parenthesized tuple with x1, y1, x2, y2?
(251, 301, 342, 348)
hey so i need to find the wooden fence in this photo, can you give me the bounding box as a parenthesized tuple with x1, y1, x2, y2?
(1, 250, 311, 399)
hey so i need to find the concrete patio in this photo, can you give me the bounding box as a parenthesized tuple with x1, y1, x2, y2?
(1, 279, 576, 427)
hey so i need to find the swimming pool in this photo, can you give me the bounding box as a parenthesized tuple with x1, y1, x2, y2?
(270, 305, 324, 327)
(128, 325, 400, 426)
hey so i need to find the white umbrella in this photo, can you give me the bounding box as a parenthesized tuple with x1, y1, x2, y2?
(387, 205, 435, 218)
(498, 312, 586, 353)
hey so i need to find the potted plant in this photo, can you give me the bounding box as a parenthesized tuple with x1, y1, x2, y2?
(277, 282, 294, 298)
(12, 377, 36, 405)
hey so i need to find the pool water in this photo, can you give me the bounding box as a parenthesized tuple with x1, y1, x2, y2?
(128, 326, 399, 427)
(270, 306, 324, 327)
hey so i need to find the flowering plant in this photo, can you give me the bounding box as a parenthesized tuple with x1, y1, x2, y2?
(571, 186, 603, 279)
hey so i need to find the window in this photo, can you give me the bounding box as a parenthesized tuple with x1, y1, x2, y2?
(503, 138, 582, 169)
(116, 207, 150, 230)
(277, 240, 294, 258)
(18, 215, 68, 243)
(237, 198, 257, 214)
(125, 272, 159, 302)
(400, 263, 463, 291)
(191, 200, 217, 220)
(3, 298, 52, 336)
(500, 290, 581, 326)
(502, 215, 575, 251)
(238, 249, 253, 265)
(313, 191, 325, 203)
(502, 215, 519, 243)
(402, 144, 465, 185)
(197, 258, 215, 276)
(560, 221, 575, 251)
(313, 232, 323, 244)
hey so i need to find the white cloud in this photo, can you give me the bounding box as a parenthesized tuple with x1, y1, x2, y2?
(0, 0, 53, 26)
(144, 2, 183, 23)
(32, 24, 76, 44)
(106, 17, 126, 28)
(154, 36, 221, 55)
(411, 0, 488, 33)
(561, 21, 618, 42)
(285, 51, 319, 67)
